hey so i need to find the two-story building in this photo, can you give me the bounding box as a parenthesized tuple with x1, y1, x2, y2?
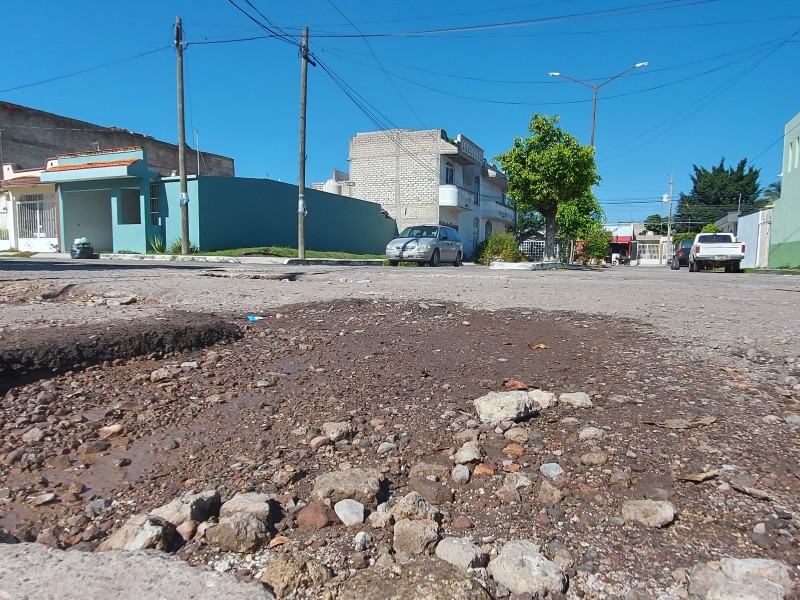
(769, 111, 800, 268)
(312, 129, 515, 257)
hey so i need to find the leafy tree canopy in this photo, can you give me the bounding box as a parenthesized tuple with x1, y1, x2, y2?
(643, 214, 668, 235)
(556, 192, 605, 241)
(759, 181, 781, 204)
(674, 157, 761, 232)
(507, 208, 545, 242)
(583, 223, 612, 260)
(496, 114, 599, 260)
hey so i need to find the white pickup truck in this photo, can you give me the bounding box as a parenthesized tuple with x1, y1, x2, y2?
(688, 233, 745, 273)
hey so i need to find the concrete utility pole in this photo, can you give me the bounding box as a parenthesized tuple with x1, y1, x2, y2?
(297, 27, 310, 259)
(176, 16, 190, 255)
(663, 172, 674, 265)
(194, 130, 200, 176)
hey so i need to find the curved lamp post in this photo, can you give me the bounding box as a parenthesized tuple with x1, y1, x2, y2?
(548, 62, 648, 146)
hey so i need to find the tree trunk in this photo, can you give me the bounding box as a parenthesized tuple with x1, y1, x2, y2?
(543, 207, 558, 261)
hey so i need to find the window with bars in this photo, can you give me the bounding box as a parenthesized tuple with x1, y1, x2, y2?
(149, 183, 159, 225)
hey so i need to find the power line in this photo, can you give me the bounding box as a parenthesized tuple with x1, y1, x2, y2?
(317, 33, 783, 108)
(223, 0, 299, 47)
(315, 33, 789, 85)
(602, 28, 799, 160)
(307, 0, 718, 38)
(222, 1, 506, 202)
(0, 46, 171, 94)
(744, 119, 800, 170)
(325, 0, 426, 128)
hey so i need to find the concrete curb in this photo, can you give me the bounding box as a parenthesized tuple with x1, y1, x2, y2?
(489, 261, 562, 270)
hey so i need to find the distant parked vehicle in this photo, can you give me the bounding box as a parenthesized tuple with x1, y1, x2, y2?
(688, 233, 745, 273)
(670, 238, 694, 269)
(385, 225, 463, 267)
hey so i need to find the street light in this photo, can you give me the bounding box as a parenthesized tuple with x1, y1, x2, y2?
(548, 62, 648, 146)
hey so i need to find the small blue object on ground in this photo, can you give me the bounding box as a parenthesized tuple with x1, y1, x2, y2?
(246, 315, 264, 321)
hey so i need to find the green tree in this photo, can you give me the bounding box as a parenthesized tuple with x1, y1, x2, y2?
(759, 181, 781, 204)
(674, 158, 760, 232)
(507, 208, 545, 242)
(556, 192, 605, 262)
(584, 223, 612, 260)
(643, 214, 668, 235)
(496, 114, 599, 260)
(556, 192, 605, 241)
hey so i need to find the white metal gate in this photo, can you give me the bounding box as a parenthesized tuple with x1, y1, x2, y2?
(17, 195, 58, 252)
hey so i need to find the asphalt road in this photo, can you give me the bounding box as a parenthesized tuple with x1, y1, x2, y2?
(1, 257, 799, 364)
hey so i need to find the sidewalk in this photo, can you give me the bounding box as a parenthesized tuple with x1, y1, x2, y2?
(1, 251, 384, 267)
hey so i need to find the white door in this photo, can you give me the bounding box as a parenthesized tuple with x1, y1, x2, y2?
(17, 194, 58, 252)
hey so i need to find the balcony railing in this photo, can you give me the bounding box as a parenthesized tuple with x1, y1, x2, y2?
(438, 185, 473, 210)
(481, 200, 515, 223)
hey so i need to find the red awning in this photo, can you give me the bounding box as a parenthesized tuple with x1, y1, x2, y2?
(612, 236, 632, 243)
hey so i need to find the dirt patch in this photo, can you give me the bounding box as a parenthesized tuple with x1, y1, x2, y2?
(0, 312, 241, 393)
(0, 299, 798, 597)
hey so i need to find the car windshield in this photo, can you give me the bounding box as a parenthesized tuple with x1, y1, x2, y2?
(680, 239, 693, 249)
(398, 226, 438, 239)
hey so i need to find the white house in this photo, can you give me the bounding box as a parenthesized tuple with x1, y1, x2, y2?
(0, 160, 60, 252)
(311, 129, 515, 258)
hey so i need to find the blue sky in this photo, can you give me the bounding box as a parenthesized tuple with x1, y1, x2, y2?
(3, 0, 798, 224)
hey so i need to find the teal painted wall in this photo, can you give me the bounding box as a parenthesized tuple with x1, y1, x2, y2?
(162, 178, 200, 250)
(768, 112, 800, 268)
(163, 177, 397, 253)
(59, 180, 149, 253)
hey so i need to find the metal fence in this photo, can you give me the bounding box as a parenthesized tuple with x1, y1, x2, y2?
(519, 239, 562, 261)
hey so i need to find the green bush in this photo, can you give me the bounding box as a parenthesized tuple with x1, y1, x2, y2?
(148, 235, 167, 254)
(584, 227, 612, 260)
(475, 232, 527, 265)
(168, 238, 199, 254)
(701, 223, 722, 233)
(672, 232, 694, 245)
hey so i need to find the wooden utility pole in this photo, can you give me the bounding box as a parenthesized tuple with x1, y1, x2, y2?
(297, 27, 310, 259)
(176, 16, 190, 255)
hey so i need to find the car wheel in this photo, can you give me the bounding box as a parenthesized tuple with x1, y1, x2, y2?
(670, 258, 679, 270)
(388, 260, 398, 266)
(428, 249, 440, 267)
(453, 251, 462, 267)
(732, 261, 741, 273)
(689, 260, 695, 272)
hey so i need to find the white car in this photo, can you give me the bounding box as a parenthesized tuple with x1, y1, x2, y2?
(385, 225, 463, 267)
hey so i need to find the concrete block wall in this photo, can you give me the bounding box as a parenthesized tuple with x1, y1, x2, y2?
(0, 102, 235, 177)
(348, 129, 444, 230)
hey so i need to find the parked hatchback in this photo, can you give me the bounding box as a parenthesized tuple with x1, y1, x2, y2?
(670, 238, 693, 269)
(385, 225, 463, 267)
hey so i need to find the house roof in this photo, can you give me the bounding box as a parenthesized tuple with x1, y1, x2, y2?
(45, 159, 140, 173)
(55, 146, 142, 159)
(1, 176, 42, 185)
